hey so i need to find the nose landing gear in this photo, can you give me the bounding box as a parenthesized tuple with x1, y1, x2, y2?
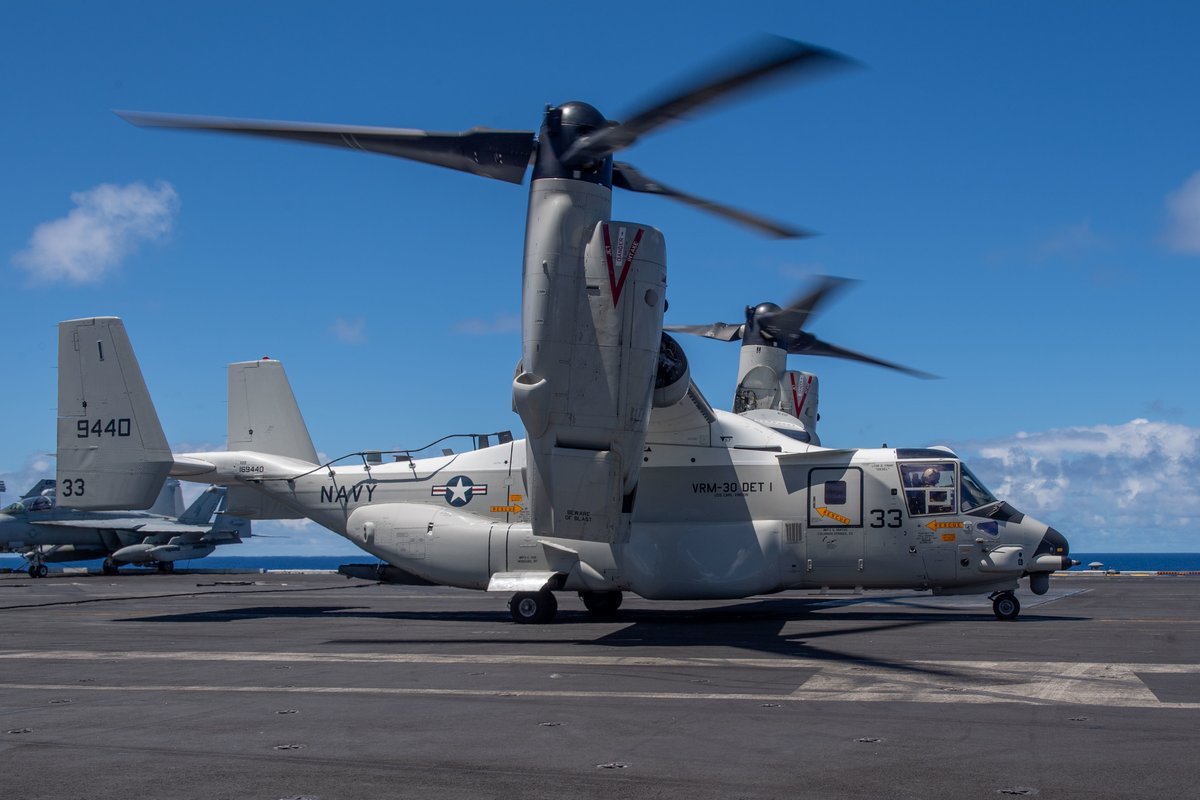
(990, 591, 1020, 620)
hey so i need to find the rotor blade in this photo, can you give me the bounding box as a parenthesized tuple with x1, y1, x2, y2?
(792, 337, 938, 379)
(117, 111, 536, 184)
(614, 162, 811, 239)
(663, 322, 745, 342)
(563, 36, 857, 163)
(759, 276, 855, 336)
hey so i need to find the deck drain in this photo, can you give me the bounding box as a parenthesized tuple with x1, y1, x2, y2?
(761, 703, 781, 708)
(855, 737, 883, 744)
(48, 699, 72, 705)
(538, 722, 564, 727)
(595, 762, 628, 769)
(1068, 716, 1089, 722)
(7, 728, 32, 735)
(275, 709, 299, 715)
(273, 744, 306, 751)
(997, 789, 1036, 796)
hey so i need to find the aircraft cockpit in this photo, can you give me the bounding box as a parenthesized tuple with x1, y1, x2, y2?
(898, 453, 998, 517)
(2, 495, 55, 515)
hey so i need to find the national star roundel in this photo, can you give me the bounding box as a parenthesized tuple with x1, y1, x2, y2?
(431, 475, 488, 507)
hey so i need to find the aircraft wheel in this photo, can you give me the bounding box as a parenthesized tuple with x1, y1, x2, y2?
(510, 590, 558, 624)
(102, 559, 119, 576)
(580, 590, 623, 618)
(992, 592, 1020, 620)
(156, 561, 174, 574)
(35, 564, 48, 579)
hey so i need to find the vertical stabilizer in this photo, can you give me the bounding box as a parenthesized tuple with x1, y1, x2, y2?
(147, 478, 185, 517)
(227, 360, 318, 463)
(178, 485, 224, 525)
(57, 317, 173, 510)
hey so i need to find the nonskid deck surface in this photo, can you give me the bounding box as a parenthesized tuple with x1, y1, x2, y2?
(1, 573, 1198, 799)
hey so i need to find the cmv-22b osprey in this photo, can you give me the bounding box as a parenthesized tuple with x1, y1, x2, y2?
(58, 38, 1076, 622)
(57, 317, 1073, 623)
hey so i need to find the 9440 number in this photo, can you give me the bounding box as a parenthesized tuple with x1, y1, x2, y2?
(76, 418, 131, 438)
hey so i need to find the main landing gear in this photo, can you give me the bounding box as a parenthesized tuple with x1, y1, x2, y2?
(156, 561, 175, 574)
(101, 558, 121, 576)
(579, 590, 623, 618)
(507, 590, 626, 623)
(991, 591, 1021, 621)
(27, 563, 48, 579)
(509, 590, 558, 624)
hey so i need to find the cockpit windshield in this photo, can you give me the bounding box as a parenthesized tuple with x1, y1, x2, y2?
(2, 502, 23, 514)
(959, 463, 998, 511)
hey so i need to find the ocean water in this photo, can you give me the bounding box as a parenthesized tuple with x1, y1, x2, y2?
(3, 553, 1200, 573)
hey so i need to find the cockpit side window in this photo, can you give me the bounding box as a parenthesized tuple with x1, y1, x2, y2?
(899, 461, 956, 516)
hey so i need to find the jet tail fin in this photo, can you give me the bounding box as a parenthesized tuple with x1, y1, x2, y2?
(57, 317, 173, 509)
(178, 485, 225, 525)
(147, 478, 185, 517)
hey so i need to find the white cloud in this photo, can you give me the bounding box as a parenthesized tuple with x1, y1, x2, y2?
(0, 453, 56, 501)
(1164, 171, 1200, 254)
(1033, 219, 1104, 261)
(454, 313, 520, 335)
(952, 419, 1200, 549)
(13, 181, 180, 284)
(330, 316, 366, 344)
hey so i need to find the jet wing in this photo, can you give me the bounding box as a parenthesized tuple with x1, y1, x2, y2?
(30, 519, 211, 534)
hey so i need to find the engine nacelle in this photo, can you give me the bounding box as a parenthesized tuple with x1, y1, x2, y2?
(653, 333, 690, 408)
(514, 203, 666, 543)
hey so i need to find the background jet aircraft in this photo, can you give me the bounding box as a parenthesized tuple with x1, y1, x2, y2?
(1, 479, 248, 577)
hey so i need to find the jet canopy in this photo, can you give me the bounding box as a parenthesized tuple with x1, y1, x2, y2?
(3, 495, 55, 515)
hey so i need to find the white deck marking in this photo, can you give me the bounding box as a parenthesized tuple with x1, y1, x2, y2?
(0, 650, 1197, 708)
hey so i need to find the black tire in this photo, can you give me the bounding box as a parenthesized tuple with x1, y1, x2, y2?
(510, 590, 558, 624)
(157, 561, 175, 574)
(28, 565, 40, 579)
(992, 592, 1020, 620)
(580, 591, 623, 617)
(102, 559, 119, 576)
(35, 564, 48, 579)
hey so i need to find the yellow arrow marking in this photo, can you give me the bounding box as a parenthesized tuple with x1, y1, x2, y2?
(491, 505, 524, 514)
(926, 520, 964, 532)
(815, 507, 851, 525)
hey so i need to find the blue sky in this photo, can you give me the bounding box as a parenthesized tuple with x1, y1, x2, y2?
(2, 1, 1198, 553)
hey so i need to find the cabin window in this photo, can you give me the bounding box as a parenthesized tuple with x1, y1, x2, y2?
(899, 462, 956, 516)
(824, 480, 847, 505)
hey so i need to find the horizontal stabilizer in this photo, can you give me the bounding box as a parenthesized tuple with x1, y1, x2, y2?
(57, 317, 173, 510)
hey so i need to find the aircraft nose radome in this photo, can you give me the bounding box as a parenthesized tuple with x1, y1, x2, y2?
(1036, 526, 1079, 570)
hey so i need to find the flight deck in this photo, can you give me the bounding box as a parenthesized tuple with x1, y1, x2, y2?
(1, 572, 1197, 799)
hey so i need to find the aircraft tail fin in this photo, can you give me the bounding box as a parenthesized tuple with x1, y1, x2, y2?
(178, 485, 225, 525)
(227, 359, 319, 464)
(57, 317, 173, 510)
(223, 359, 315, 520)
(147, 478, 185, 517)
(21, 478, 57, 499)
